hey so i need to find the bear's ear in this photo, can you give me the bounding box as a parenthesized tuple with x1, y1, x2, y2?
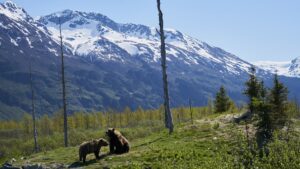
(112, 128, 115, 132)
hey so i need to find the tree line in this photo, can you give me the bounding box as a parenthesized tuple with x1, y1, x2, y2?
(0, 106, 214, 137)
(0, 105, 215, 160)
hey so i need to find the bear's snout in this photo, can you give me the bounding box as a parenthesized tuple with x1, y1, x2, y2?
(102, 141, 109, 146)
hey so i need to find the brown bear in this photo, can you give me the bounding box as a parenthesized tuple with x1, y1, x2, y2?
(106, 128, 130, 154)
(79, 138, 108, 163)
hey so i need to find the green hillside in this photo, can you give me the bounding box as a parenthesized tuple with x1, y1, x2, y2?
(2, 111, 300, 169)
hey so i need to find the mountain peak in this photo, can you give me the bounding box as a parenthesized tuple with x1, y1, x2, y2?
(291, 56, 300, 64)
(3, 0, 18, 9)
(289, 57, 300, 75)
(39, 9, 116, 26)
(0, 1, 31, 21)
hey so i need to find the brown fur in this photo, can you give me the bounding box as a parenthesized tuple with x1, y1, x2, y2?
(79, 138, 108, 163)
(106, 128, 130, 154)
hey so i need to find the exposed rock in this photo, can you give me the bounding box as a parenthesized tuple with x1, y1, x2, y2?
(22, 164, 44, 169)
(233, 111, 253, 123)
(1, 162, 20, 169)
(49, 163, 66, 169)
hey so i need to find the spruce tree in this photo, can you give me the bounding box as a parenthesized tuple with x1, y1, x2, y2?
(255, 74, 288, 152)
(214, 86, 230, 113)
(269, 73, 288, 130)
(255, 80, 272, 151)
(244, 67, 261, 115)
(244, 67, 263, 153)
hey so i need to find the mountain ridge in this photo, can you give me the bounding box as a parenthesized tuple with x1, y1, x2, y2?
(1, 1, 300, 120)
(38, 9, 254, 76)
(254, 57, 300, 78)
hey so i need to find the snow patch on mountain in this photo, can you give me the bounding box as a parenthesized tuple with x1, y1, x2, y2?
(38, 9, 255, 75)
(26, 37, 33, 48)
(10, 37, 18, 46)
(0, 22, 8, 29)
(117, 43, 138, 55)
(254, 61, 290, 74)
(254, 58, 300, 78)
(0, 3, 256, 76)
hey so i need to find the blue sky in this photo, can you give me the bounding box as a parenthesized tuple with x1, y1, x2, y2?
(1, 0, 300, 62)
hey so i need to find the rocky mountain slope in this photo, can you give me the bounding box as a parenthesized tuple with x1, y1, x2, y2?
(1, 1, 300, 119)
(38, 9, 252, 75)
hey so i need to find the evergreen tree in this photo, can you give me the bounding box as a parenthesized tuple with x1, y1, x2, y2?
(243, 67, 261, 115)
(214, 86, 230, 113)
(269, 73, 288, 130)
(254, 81, 272, 151)
(244, 67, 271, 153)
(255, 74, 288, 153)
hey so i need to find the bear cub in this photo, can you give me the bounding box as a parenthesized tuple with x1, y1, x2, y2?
(79, 138, 108, 163)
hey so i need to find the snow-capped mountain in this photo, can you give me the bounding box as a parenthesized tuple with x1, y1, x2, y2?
(1, 1, 300, 119)
(38, 9, 252, 75)
(254, 57, 300, 78)
(0, 0, 31, 21)
(0, 1, 68, 57)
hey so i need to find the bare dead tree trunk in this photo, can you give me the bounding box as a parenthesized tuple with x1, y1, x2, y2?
(29, 61, 38, 152)
(189, 98, 193, 124)
(59, 19, 68, 147)
(156, 0, 174, 133)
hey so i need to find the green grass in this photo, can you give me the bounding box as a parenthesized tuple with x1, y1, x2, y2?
(10, 116, 234, 169)
(7, 113, 300, 169)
